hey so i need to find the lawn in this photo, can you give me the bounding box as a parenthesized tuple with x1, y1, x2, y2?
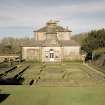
(0, 62, 105, 105)
(0, 86, 105, 105)
(22, 62, 105, 86)
(1, 62, 105, 86)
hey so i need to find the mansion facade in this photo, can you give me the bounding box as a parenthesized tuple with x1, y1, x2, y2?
(22, 20, 82, 62)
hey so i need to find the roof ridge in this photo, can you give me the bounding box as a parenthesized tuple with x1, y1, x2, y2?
(34, 25, 71, 32)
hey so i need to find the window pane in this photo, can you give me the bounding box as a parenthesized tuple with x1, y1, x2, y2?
(50, 53, 54, 58)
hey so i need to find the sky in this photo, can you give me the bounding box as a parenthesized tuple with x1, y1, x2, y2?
(0, 0, 105, 38)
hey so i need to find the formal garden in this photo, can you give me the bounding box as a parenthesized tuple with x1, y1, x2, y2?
(0, 61, 105, 105)
(0, 61, 105, 86)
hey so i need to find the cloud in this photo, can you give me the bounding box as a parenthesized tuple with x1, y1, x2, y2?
(0, 0, 105, 37)
(0, 0, 103, 7)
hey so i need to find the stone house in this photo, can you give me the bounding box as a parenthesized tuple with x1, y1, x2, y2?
(22, 20, 82, 62)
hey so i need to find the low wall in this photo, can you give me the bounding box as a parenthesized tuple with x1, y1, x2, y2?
(0, 55, 19, 62)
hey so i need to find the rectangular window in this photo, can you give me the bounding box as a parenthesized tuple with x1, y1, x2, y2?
(50, 53, 54, 58)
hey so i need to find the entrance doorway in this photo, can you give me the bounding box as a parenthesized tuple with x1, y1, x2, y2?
(49, 49, 54, 61)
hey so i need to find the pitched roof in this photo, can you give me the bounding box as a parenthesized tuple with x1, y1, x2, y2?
(21, 40, 80, 47)
(34, 26, 72, 32)
(60, 40, 80, 46)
